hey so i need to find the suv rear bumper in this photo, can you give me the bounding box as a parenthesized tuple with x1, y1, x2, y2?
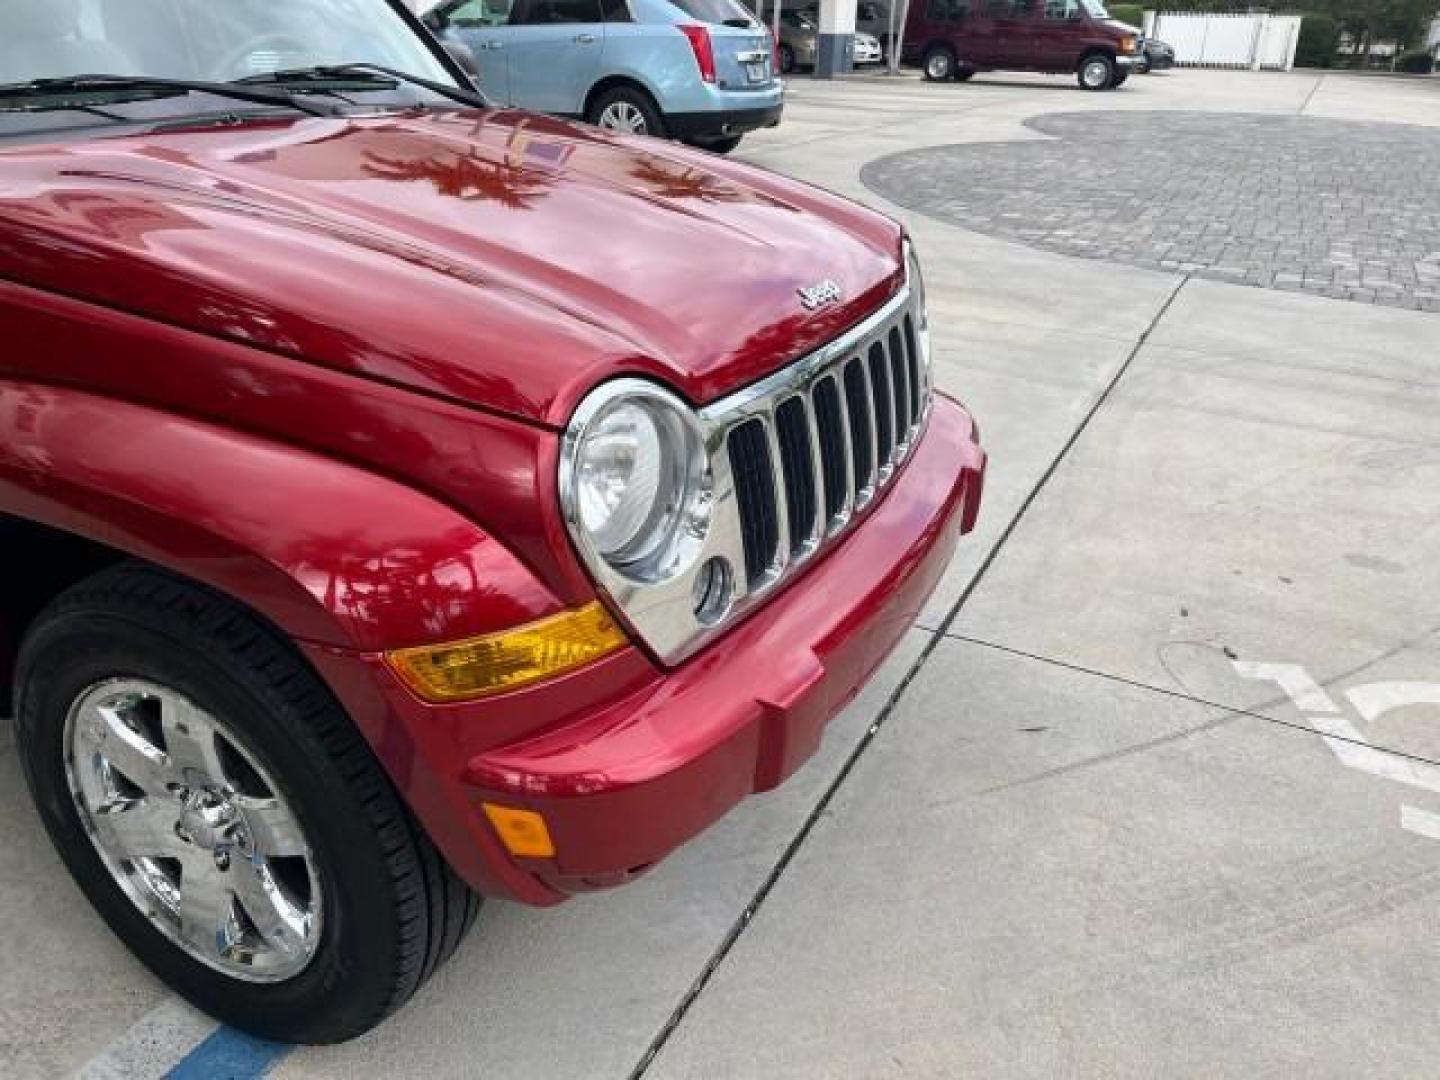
(667, 103, 783, 141)
(307, 394, 982, 905)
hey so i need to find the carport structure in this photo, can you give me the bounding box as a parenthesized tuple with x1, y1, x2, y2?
(750, 0, 911, 76)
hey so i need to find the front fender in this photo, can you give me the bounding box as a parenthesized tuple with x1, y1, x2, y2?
(0, 382, 566, 653)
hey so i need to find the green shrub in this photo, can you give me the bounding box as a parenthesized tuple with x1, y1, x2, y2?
(1108, 3, 1144, 29)
(1397, 49, 1435, 74)
(1294, 13, 1338, 69)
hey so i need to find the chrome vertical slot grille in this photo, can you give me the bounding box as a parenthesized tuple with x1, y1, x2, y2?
(713, 279, 930, 603)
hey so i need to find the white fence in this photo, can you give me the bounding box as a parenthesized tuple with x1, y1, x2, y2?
(1147, 13, 1303, 71)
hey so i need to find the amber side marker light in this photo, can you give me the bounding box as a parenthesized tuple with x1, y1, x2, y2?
(483, 804, 556, 859)
(385, 601, 627, 703)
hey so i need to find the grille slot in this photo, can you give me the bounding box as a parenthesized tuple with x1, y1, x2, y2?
(868, 342, 894, 467)
(727, 418, 779, 588)
(812, 375, 848, 523)
(843, 358, 874, 496)
(888, 327, 909, 442)
(903, 315, 922, 427)
(775, 396, 817, 555)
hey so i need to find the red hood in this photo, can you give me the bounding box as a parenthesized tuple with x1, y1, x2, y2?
(0, 109, 902, 426)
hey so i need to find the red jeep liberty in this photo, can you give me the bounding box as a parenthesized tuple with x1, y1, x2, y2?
(0, 0, 984, 1042)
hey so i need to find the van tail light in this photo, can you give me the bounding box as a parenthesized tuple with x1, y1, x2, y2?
(678, 24, 717, 83)
(768, 27, 781, 72)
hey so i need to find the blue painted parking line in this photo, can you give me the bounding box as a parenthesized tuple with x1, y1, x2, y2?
(164, 1026, 294, 1080)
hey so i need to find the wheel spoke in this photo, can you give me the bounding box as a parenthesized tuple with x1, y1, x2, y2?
(88, 704, 171, 794)
(161, 698, 228, 783)
(231, 858, 312, 960)
(177, 861, 241, 965)
(92, 795, 176, 859)
(236, 796, 308, 858)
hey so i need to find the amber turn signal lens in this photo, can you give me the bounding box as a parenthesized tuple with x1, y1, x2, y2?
(385, 601, 627, 703)
(482, 804, 556, 859)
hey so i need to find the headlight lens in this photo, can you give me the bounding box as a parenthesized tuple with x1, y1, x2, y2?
(565, 382, 710, 579)
(577, 401, 666, 557)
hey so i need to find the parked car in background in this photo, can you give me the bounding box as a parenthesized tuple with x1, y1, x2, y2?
(903, 0, 1141, 90)
(425, 0, 781, 153)
(1, 0, 984, 1046)
(773, 10, 880, 73)
(776, 8, 819, 71)
(786, 1, 898, 59)
(853, 29, 885, 64)
(1137, 35, 1175, 72)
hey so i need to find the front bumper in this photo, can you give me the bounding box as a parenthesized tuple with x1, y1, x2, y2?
(309, 393, 982, 903)
(1116, 54, 1143, 68)
(306, 394, 981, 903)
(666, 103, 783, 141)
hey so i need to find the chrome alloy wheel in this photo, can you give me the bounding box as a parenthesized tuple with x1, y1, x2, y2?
(63, 679, 322, 982)
(597, 100, 648, 135)
(1081, 58, 1111, 88)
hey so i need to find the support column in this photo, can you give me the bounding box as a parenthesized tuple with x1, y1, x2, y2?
(815, 0, 857, 78)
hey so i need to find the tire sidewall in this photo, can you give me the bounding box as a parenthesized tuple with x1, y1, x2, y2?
(17, 611, 408, 1041)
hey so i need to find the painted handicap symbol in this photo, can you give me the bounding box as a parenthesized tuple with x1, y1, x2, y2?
(1234, 662, 1440, 839)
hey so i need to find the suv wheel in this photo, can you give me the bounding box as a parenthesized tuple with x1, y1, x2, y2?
(588, 86, 667, 139)
(922, 45, 956, 81)
(15, 564, 479, 1043)
(1078, 53, 1116, 91)
(779, 43, 796, 73)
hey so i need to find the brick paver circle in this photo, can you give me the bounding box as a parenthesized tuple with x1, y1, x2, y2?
(861, 112, 1440, 312)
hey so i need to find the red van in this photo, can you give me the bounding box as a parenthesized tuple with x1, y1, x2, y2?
(904, 0, 1142, 90)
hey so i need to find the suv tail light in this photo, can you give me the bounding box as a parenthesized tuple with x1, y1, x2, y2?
(769, 27, 781, 72)
(678, 24, 717, 83)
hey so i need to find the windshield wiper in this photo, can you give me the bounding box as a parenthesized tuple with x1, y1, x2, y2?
(0, 75, 335, 117)
(237, 64, 487, 110)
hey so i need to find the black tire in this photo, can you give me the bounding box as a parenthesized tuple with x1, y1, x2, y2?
(15, 563, 479, 1044)
(586, 85, 667, 139)
(1077, 52, 1116, 91)
(1111, 71, 1129, 87)
(922, 44, 956, 81)
(779, 43, 795, 74)
(691, 135, 743, 155)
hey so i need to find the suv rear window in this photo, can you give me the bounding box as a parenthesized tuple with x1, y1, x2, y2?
(668, 0, 758, 25)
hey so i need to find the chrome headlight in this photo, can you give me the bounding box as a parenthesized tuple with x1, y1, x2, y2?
(561, 380, 711, 582)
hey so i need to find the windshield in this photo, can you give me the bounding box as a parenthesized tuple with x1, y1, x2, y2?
(1079, 0, 1109, 16)
(2, 0, 456, 100)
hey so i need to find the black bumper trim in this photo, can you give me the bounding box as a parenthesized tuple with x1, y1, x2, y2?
(666, 104, 783, 141)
